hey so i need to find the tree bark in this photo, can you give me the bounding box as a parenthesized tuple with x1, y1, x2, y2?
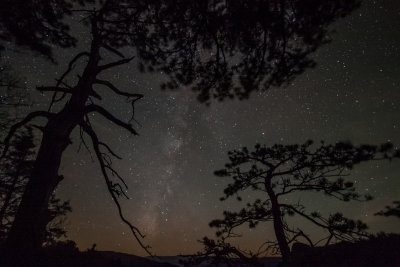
(3, 37, 101, 262)
(4, 121, 73, 257)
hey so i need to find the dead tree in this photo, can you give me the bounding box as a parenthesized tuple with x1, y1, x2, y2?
(1, 13, 146, 259)
(0, 0, 360, 259)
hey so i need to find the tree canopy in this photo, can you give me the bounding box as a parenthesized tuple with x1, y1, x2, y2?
(0, 0, 86, 59)
(95, 0, 360, 103)
(375, 201, 400, 219)
(0, 0, 362, 261)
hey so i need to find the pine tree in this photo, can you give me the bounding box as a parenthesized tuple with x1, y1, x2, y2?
(0, 128, 71, 244)
(208, 141, 399, 264)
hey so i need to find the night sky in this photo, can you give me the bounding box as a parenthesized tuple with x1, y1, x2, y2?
(2, 0, 400, 257)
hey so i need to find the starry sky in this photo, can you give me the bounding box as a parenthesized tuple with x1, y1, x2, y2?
(2, 0, 400, 257)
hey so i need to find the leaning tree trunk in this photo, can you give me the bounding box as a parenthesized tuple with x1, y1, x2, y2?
(264, 178, 290, 264)
(4, 123, 71, 256)
(3, 40, 101, 262)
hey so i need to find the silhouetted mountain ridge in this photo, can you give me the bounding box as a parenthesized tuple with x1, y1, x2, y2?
(27, 249, 178, 267)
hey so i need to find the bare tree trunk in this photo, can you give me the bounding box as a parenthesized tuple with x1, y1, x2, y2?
(3, 39, 101, 262)
(4, 120, 74, 257)
(265, 178, 290, 263)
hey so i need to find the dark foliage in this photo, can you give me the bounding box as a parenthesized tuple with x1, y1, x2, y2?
(0, 128, 71, 245)
(0, 0, 95, 59)
(289, 233, 400, 267)
(0, 0, 361, 259)
(0, 128, 35, 239)
(119, 0, 360, 103)
(207, 141, 399, 262)
(0, 64, 29, 131)
(375, 201, 400, 219)
(183, 236, 263, 266)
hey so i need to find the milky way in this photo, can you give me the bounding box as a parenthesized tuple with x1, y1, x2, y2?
(2, 0, 400, 256)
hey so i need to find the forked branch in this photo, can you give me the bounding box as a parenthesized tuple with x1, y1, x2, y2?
(48, 52, 91, 111)
(99, 141, 122, 160)
(56, 52, 90, 88)
(79, 120, 152, 256)
(84, 104, 138, 135)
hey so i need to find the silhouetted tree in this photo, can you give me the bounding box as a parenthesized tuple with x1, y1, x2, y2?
(183, 236, 263, 267)
(0, 64, 30, 132)
(375, 201, 400, 219)
(289, 232, 400, 267)
(209, 141, 399, 264)
(0, 128, 71, 245)
(0, 128, 35, 239)
(42, 196, 72, 247)
(0, 0, 360, 259)
(133, 0, 360, 103)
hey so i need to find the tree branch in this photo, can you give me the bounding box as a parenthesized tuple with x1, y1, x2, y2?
(97, 57, 134, 73)
(102, 43, 125, 58)
(1, 111, 54, 159)
(84, 104, 138, 135)
(94, 79, 143, 99)
(37, 86, 71, 94)
(57, 52, 90, 88)
(37, 86, 102, 100)
(279, 204, 328, 229)
(79, 120, 152, 256)
(99, 141, 122, 160)
(47, 52, 90, 111)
